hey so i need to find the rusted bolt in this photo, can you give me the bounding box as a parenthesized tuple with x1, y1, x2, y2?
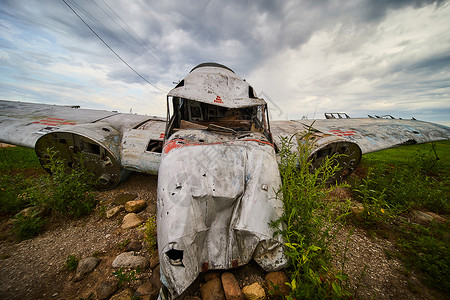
(232, 260, 238, 268)
(202, 262, 209, 272)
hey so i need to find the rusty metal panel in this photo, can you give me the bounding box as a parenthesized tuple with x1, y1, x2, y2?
(168, 65, 266, 108)
(157, 130, 288, 296)
(271, 118, 450, 154)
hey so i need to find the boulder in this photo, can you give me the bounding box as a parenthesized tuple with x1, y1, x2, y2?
(149, 250, 159, 270)
(149, 264, 162, 292)
(96, 279, 119, 300)
(74, 256, 100, 281)
(121, 213, 143, 229)
(221, 272, 243, 300)
(125, 200, 147, 213)
(110, 288, 133, 300)
(242, 282, 265, 300)
(106, 206, 123, 219)
(201, 277, 225, 300)
(112, 251, 149, 270)
(136, 281, 153, 295)
(412, 210, 433, 223)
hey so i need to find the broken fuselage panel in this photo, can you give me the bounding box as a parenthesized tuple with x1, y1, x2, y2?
(157, 64, 288, 296)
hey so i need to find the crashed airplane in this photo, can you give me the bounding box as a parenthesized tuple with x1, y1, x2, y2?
(1, 62, 449, 297)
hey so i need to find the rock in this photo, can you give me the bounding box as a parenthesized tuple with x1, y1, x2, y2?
(110, 288, 133, 300)
(114, 193, 137, 205)
(412, 210, 433, 223)
(185, 297, 201, 300)
(204, 271, 221, 282)
(112, 251, 149, 269)
(265, 271, 290, 297)
(149, 264, 162, 292)
(221, 272, 243, 300)
(201, 277, 226, 300)
(425, 211, 447, 222)
(15, 206, 48, 219)
(74, 256, 100, 281)
(146, 202, 157, 215)
(121, 213, 143, 229)
(125, 200, 147, 213)
(136, 281, 153, 295)
(149, 250, 159, 270)
(136, 281, 159, 300)
(96, 279, 119, 300)
(242, 282, 265, 300)
(126, 240, 142, 252)
(106, 206, 123, 219)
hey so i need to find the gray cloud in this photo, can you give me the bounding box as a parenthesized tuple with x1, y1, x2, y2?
(0, 0, 449, 124)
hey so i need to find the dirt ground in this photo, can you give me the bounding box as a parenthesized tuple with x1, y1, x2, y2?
(0, 173, 446, 299)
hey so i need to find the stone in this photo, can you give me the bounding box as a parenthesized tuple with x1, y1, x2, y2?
(15, 206, 48, 219)
(114, 193, 137, 205)
(204, 271, 221, 282)
(265, 271, 290, 297)
(106, 206, 123, 219)
(126, 240, 142, 252)
(412, 210, 433, 223)
(96, 279, 119, 300)
(425, 211, 447, 222)
(221, 272, 243, 300)
(185, 297, 201, 300)
(121, 213, 143, 229)
(201, 277, 226, 300)
(149, 250, 159, 270)
(146, 202, 157, 215)
(242, 282, 265, 300)
(149, 264, 162, 292)
(125, 200, 147, 213)
(74, 256, 100, 281)
(136, 281, 153, 295)
(110, 288, 133, 300)
(112, 251, 149, 269)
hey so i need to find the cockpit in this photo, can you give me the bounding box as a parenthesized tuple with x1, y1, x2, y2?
(165, 97, 272, 143)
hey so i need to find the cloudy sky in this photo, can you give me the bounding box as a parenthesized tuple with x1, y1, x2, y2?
(1, 0, 449, 125)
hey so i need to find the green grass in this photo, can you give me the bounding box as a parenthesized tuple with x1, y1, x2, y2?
(0, 146, 98, 240)
(0, 146, 41, 171)
(349, 141, 449, 292)
(352, 141, 449, 214)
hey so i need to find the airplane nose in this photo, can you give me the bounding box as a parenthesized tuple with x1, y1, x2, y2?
(156, 137, 287, 297)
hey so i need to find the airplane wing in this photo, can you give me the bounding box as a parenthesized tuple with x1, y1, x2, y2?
(271, 118, 450, 154)
(270, 118, 450, 181)
(0, 100, 166, 189)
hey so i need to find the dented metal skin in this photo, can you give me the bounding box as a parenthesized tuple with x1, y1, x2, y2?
(1, 62, 450, 298)
(157, 130, 288, 296)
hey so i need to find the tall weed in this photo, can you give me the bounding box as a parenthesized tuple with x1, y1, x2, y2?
(40, 148, 98, 217)
(274, 135, 351, 299)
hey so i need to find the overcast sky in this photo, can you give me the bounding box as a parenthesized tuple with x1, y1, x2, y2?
(1, 0, 449, 125)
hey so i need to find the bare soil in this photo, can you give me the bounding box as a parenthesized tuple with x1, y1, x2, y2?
(0, 173, 445, 299)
